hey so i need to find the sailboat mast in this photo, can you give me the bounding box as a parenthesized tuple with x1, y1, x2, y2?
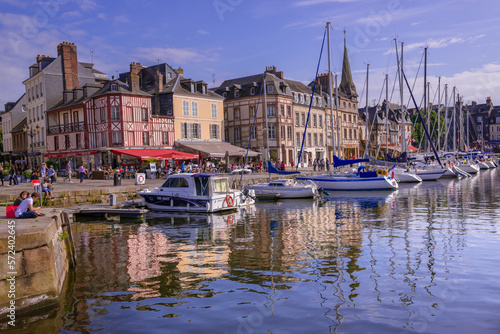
(327, 22, 335, 159)
(335, 74, 340, 158)
(365, 63, 369, 158)
(466, 100, 470, 150)
(427, 81, 430, 152)
(444, 84, 449, 150)
(385, 74, 389, 157)
(437, 77, 441, 151)
(400, 42, 406, 154)
(424, 47, 428, 151)
(263, 73, 270, 161)
(453, 87, 456, 152)
(459, 94, 463, 151)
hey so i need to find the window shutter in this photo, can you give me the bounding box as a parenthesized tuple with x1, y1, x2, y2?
(216, 125, 220, 139)
(181, 122, 185, 139)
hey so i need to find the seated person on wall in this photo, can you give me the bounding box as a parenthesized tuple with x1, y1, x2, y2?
(15, 192, 42, 218)
(13, 191, 29, 206)
(42, 177, 54, 199)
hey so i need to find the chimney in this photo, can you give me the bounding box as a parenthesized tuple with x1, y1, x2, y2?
(155, 71, 163, 93)
(174, 67, 184, 78)
(276, 71, 284, 79)
(486, 97, 492, 106)
(129, 62, 144, 76)
(57, 42, 79, 91)
(129, 73, 140, 92)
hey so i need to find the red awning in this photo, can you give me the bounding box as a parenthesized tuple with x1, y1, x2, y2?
(45, 150, 97, 158)
(111, 149, 198, 160)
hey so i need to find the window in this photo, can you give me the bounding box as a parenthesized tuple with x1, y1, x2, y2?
(319, 134, 323, 146)
(141, 108, 148, 122)
(162, 132, 169, 145)
(349, 114, 352, 123)
(300, 95, 304, 104)
(296, 133, 301, 145)
(344, 128, 347, 139)
(267, 85, 273, 93)
(353, 115, 356, 123)
(40, 83, 43, 97)
(314, 134, 318, 146)
(128, 106, 133, 121)
(293, 93, 298, 103)
(287, 106, 291, 118)
(295, 112, 300, 126)
(210, 124, 220, 139)
(64, 135, 70, 149)
(36, 85, 39, 98)
(250, 87, 255, 95)
(343, 114, 346, 122)
(235, 127, 241, 141)
(54, 137, 59, 150)
(101, 132, 107, 146)
(211, 103, 217, 118)
(112, 131, 122, 146)
(191, 123, 201, 139)
(317, 97, 322, 107)
(287, 126, 292, 140)
(181, 122, 188, 139)
(348, 102, 351, 109)
(313, 114, 317, 127)
(349, 129, 352, 139)
(167, 72, 172, 79)
(183, 101, 189, 116)
(191, 84, 195, 93)
(222, 92, 227, 98)
(235, 90, 240, 97)
(354, 129, 357, 139)
(100, 107, 106, 123)
(111, 106, 120, 121)
(250, 106, 255, 118)
(307, 133, 311, 147)
(302, 113, 305, 126)
(319, 115, 323, 128)
(312, 97, 317, 106)
(280, 105, 285, 117)
(143, 132, 149, 145)
(267, 105, 275, 117)
(111, 84, 118, 91)
(235, 108, 240, 119)
(76, 133, 82, 148)
(251, 126, 256, 140)
(191, 101, 198, 117)
(268, 125, 276, 139)
(73, 111, 79, 124)
(343, 102, 346, 108)
(281, 125, 285, 139)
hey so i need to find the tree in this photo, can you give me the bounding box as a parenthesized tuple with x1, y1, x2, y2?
(411, 109, 445, 149)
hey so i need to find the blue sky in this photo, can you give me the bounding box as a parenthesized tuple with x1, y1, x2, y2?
(1, 0, 499, 110)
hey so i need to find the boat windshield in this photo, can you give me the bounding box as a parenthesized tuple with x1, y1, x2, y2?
(195, 177, 209, 196)
(213, 178, 229, 193)
(161, 177, 189, 188)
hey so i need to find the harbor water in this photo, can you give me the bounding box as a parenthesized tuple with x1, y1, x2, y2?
(7, 169, 500, 333)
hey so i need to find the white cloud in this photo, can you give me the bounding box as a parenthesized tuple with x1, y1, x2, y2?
(115, 15, 129, 23)
(79, 0, 98, 12)
(383, 35, 486, 55)
(135, 47, 214, 65)
(411, 21, 422, 26)
(293, 0, 355, 7)
(63, 11, 82, 18)
(197, 29, 209, 35)
(97, 13, 106, 20)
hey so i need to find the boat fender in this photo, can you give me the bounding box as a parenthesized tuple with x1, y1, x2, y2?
(384, 170, 388, 176)
(450, 162, 454, 168)
(225, 195, 234, 207)
(227, 215, 234, 226)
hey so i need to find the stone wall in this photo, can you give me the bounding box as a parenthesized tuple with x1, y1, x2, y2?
(0, 210, 75, 317)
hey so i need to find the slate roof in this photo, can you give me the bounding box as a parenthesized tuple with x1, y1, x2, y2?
(11, 116, 27, 133)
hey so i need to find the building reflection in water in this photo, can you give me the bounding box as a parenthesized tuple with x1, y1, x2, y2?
(63, 169, 500, 332)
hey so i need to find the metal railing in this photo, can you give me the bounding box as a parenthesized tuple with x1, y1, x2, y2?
(48, 122, 85, 134)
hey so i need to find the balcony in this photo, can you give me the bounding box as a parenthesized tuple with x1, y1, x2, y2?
(48, 122, 85, 134)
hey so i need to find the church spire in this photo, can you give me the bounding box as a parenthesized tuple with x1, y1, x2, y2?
(340, 29, 357, 98)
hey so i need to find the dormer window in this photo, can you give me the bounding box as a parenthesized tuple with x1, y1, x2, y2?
(250, 87, 255, 95)
(191, 83, 195, 93)
(235, 90, 240, 98)
(111, 84, 118, 91)
(267, 85, 273, 94)
(167, 72, 172, 78)
(222, 92, 227, 98)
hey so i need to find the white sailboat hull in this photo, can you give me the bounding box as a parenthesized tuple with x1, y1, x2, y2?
(415, 169, 445, 181)
(394, 170, 422, 183)
(296, 175, 398, 190)
(455, 164, 479, 174)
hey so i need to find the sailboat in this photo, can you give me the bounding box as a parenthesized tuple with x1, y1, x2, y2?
(295, 23, 398, 191)
(245, 161, 318, 199)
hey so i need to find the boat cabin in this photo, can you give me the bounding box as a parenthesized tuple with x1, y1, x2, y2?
(158, 174, 230, 197)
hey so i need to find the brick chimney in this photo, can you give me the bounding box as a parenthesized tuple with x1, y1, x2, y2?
(174, 67, 184, 78)
(57, 42, 79, 91)
(129, 73, 140, 92)
(155, 71, 163, 93)
(130, 62, 144, 76)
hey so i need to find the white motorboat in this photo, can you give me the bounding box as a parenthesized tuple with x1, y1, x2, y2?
(415, 168, 445, 181)
(454, 162, 479, 174)
(245, 179, 319, 200)
(138, 173, 255, 213)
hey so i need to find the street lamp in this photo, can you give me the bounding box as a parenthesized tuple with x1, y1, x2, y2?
(23, 124, 40, 167)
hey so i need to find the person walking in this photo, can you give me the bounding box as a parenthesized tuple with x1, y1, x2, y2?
(78, 164, 86, 183)
(313, 159, 317, 171)
(47, 165, 56, 183)
(40, 162, 47, 178)
(64, 161, 73, 183)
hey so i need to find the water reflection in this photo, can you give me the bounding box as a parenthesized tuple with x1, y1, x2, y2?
(6, 170, 500, 333)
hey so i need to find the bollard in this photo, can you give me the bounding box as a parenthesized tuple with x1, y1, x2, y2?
(110, 194, 117, 206)
(114, 173, 121, 186)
